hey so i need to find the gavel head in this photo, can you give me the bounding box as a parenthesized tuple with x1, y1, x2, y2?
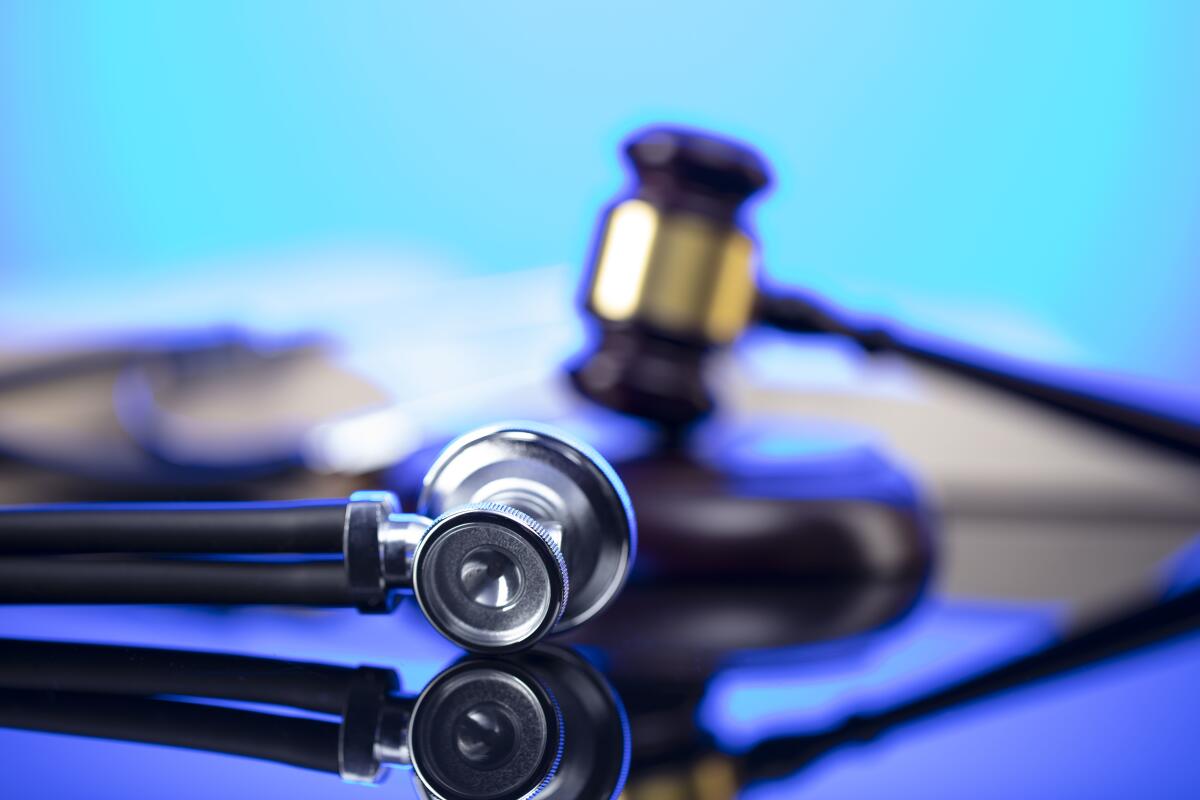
(569, 126, 771, 429)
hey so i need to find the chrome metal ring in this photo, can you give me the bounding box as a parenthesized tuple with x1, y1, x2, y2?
(411, 503, 568, 653)
(418, 421, 636, 634)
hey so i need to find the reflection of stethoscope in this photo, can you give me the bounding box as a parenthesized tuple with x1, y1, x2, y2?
(0, 639, 629, 800)
(0, 422, 636, 654)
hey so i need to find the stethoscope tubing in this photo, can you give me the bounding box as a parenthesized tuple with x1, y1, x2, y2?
(0, 500, 348, 555)
(0, 499, 361, 606)
(0, 557, 354, 606)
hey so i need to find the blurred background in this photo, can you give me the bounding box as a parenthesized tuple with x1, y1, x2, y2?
(1, 3, 1200, 798)
(2, 2, 1198, 391)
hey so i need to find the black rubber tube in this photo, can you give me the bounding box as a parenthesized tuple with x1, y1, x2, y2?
(0, 689, 342, 774)
(0, 499, 349, 555)
(0, 639, 362, 715)
(0, 558, 356, 606)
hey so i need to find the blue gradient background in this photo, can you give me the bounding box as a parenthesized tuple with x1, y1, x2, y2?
(1, 2, 1198, 394)
(1, 8, 1198, 796)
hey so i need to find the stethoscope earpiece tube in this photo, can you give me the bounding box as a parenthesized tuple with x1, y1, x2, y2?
(0, 422, 636, 654)
(0, 500, 348, 555)
(0, 558, 354, 606)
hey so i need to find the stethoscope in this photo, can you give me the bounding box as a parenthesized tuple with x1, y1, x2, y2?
(0, 638, 630, 800)
(0, 421, 636, 654)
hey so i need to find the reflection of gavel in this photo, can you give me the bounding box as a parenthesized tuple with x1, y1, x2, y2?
(562, 576, 928, 789)
(0, 640, 628, 800)
(570, 126, 1200, 456)
(617, 577, 1200, 799)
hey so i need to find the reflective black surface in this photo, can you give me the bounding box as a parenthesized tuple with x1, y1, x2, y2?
(2, 532, 1199, 799)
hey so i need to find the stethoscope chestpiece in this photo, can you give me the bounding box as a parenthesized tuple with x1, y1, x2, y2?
(414, 422, 636, 653)
(412, 503, 568, 654)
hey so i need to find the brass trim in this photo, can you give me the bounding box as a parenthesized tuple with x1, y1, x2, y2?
(586, 199, 757, 345)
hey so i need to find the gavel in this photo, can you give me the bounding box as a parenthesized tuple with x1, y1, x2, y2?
(570, 126, 1200, 457)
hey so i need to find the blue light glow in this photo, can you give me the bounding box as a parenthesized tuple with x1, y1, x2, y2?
(741, 629, 1200, 799)
(699, 599, 1061, 751)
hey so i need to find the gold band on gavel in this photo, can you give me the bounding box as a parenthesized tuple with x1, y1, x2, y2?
(584, 199, 758, 345)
